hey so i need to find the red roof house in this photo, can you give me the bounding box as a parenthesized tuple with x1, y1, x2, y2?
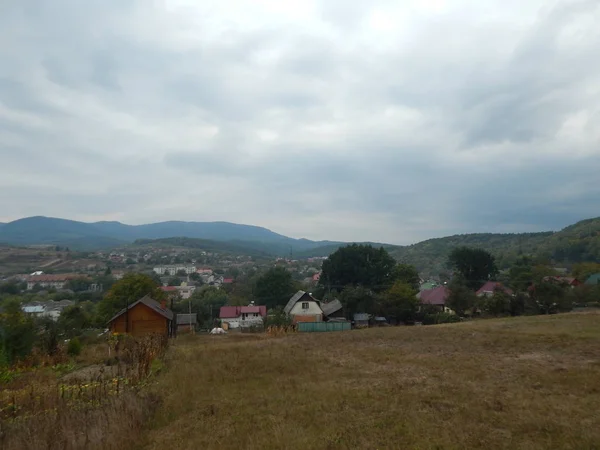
(222, 278, 234, 284)
(476, 281, 513, 297)
(219, 305, 267, 329)
(418, 286, 450, 306)
(542, 276, 581, 287)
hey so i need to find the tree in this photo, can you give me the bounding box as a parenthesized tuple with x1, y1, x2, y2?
(379, 282, 419, 323)
(446, 276, 477, 316)
(96, 273, 165, 324)
(531, 281, 571, 314)
(168, 277, 182, 287)
(176, 269, 187, 277)
(339, 285, 379, 317)
(393, 264, 420, 291)
(65, 277, 92, 293)
(0, 298, 36, 364)
(0, 281, 20, 296)
(58, 305, 91, 337)
(480, 289, 511, 316)
(189, 272, 202, 282)
(508, 256, 533, 292)
(448, 247, 498, 289)
(320, 244, 398, 292)
(190, 287, 228, 325)
(572, 263, 600, 283)
(253, 267, 297, 309)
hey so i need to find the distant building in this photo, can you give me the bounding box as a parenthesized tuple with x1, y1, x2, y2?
(153, 265, 197, 276)
(26, 274, 83, 290)
(585, 273, 600, 285)
(542, 276, 581, 288)
(21, 300, 74, 321)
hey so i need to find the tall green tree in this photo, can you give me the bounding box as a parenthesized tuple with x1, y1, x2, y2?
(320, 244, 398, 292)
(393, 264, 421, 291)
(0, 299, 36, 364)
(448, 247, 498, 289)
(253, 267, 297, 309)
(96, 273, 165, 324)
(446, 276, 477, 316)
(379, 281, 419, 322)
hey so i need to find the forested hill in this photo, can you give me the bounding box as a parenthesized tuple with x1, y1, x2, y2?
(302, 217, 600, 276)
(390, 217, 600, 275)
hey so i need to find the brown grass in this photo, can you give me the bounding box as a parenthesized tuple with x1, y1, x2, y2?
(144, 312, 600, 450)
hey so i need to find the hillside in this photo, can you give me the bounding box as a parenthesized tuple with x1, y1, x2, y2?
(132, 237, 274, 258)
(0, 216, 339, 254)
(305, 217, 600, 276)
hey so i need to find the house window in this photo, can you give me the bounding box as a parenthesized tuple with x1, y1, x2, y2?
(302, 302, 309, 310)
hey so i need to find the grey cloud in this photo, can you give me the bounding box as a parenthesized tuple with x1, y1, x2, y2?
(1, 0, 599, 243)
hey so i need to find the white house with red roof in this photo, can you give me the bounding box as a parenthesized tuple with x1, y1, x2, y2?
(219, 303, 267, 329)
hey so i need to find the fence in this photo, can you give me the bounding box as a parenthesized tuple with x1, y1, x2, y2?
(297, 322, 351, 332)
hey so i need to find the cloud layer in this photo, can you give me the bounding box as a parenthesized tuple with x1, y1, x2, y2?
(1, 0, 599, 244)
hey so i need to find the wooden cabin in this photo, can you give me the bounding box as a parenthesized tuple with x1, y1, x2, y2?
(108, 295, 174, 337)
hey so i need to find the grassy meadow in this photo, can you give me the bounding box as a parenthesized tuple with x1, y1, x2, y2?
(144, 312, 600, 450)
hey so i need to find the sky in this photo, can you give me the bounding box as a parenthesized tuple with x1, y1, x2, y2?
(1, 0, 599, 244)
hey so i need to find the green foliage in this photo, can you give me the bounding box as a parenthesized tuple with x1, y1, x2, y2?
(530, 282, 572, 314)
(168, 277, 182, 286)
(0, 298, 36, 364)
(264, 306, 292, 327)
(508, 256, 534, 292)
(572, 263, 600, 283)
(393, 264, 421, 291)
(446, 276, 477, 316)
(67, 337, 82, 357)
(479, 289, 512, 317)
(65, 277, 92, 292)
(38, 317, 61, 356)
(320, 244, 398, 292)
(96, 273, 165, 324)
(253, 267, 297, 309)
(448, 247, 498, 289)
(189, 286, 228, 324)
(0, 281, 20, 295)
(379, 282, 419, 322)
(58, 305, 91, 337)
(339, 285, 379, 317)
(422, 312, 461, 325)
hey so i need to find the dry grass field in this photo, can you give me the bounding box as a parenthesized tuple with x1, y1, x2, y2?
(145, 313, 600, 450)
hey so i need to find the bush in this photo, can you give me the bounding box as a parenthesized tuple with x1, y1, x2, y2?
(67, 337, 82, 357)
(423, 312, 461, 325)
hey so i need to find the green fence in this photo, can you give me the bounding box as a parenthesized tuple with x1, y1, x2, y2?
(297, 322, 351, 332)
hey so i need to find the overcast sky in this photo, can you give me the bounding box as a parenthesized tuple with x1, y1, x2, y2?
(1, 0, 599, 244)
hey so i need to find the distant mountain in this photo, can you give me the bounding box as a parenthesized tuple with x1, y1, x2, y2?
(0, 216, 340, 254)
(132, 237, 274, 258)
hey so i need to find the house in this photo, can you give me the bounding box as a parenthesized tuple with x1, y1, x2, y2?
(417, 286, 451, 312)
(219, 304, 267, 329)
(542, 276, 581, 288)
(160, 284, 196, 300)
(22, 300, 75, 321)
(585, 273, 600, 285)
(353, 313, 370, 328)
(196, 268, 213, 275)
(222, 278, 234, 285)
(26, 274, 83, 290)
(321, 298, 344, 320)
(476, 281, 513, 297)
(176, 313, 197, 334)
(108, 295, 174, 337)
(153, 265, 197, 276)
(312, 272, 321, 283)
(284, 291, 324, 323)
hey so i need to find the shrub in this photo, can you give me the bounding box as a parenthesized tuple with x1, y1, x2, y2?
(67, 337, 82, 357)
(423, 312, 461, 325)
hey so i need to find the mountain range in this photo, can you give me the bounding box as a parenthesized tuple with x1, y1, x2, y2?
(0, 216, 339, 254)
(1, 216, 599, 276)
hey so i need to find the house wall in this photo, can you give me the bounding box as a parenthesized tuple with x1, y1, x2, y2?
(290, 300, 322, 317)
(221, 314, 263, 329)
(110, 303, 169, 337)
